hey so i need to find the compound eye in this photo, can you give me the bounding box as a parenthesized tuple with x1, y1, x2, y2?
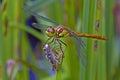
(56, 26, 63, 34)
(46, 27, 55, 33)
(46, 27, 56, 37)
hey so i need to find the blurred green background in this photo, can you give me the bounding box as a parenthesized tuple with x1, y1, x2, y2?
(0, 0, 120, 80)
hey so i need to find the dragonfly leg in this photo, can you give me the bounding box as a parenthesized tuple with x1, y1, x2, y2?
(58, 39, 67, 47)
(44, 37, 51, 45)
(44, 37, 55, 47)
(46, 38, 56, 50)
(48, 38, 55, 45)
(56, 40, 65, 64)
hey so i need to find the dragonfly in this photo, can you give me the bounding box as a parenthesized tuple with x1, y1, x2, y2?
(24, 7, 107, 69)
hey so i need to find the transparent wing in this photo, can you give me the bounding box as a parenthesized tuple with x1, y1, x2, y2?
(24, 0, 55, 12)
(73, 35, 87, 67)
(24, 6, 60, 26)
(64, 27, 87, 67)
(32, 22, 53, 30)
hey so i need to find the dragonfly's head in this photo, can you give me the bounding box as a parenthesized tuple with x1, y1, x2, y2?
(46, 27, 56, 37)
